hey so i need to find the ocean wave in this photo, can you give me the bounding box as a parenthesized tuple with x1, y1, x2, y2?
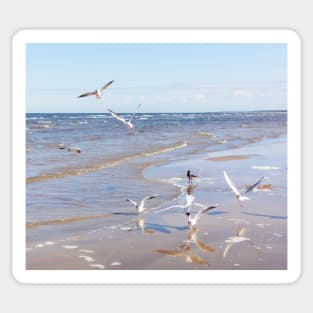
(251, 166, 280, 170)
(27, 213, 112, 228)
(27, 141, 188, 184)
(28, 124, 52, 129)
(197, 131, 215, 138)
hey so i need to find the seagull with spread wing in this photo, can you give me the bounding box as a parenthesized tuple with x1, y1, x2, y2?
(78, 80, 114, 99)
(186, 204, 218, 227)
(107, 104, 142, 129)
(125, 194, 158, 214)
(223, 170, 265, 203)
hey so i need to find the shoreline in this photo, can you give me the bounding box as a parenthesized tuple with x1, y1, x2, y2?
(27, 134, 287, 270)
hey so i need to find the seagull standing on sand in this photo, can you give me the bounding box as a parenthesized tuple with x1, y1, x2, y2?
(77, 80, 114, 99)
(107, 104, 142, 129)
(125, 194, 158, 214)
(223, 170, 265, 204)
(186, 170, 197, 184)
(186, 205, 217, 227)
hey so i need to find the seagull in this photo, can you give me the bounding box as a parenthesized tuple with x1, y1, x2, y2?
(107, 104, 141, 129)
(78, 80, 114, 98)
(223, 227, 251, 258)
(186, 170, 197, 184)
(125, 194, 158, 214)
(186, 205, 217, 227)
(223, 171, 266, 204)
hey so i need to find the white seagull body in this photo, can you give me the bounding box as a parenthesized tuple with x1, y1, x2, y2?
(107, 104, 142, 129)
(78, 80, 114, 99)
(126, 194, 157, 214)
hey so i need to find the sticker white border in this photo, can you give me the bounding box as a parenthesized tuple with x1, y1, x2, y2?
(12, 30, 301, 284)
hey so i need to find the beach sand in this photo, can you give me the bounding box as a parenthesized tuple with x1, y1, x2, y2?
(27, 135, 287, 270)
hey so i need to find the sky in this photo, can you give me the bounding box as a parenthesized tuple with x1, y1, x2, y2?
(26, 43, 287, 113)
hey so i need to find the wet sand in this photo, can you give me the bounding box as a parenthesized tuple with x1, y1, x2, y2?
(27, 135, 287, 270)
(208, 154, 255, 161)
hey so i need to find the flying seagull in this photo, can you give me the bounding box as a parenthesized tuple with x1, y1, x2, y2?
(186, 170, 197, 184)
(107, 104, 142, 129)
(78, 80, 114, 98)
(223, 170, 265, 203)
(186, 205, 217, 227)
(125, 194, 158, 214)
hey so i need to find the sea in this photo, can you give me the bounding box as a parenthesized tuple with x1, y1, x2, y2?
(26, 111, 287, 269)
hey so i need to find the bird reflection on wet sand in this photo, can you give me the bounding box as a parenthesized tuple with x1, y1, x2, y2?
(136, 215, 155, 234)
(223, 227, 250, 258)
(156, 244, 209, 267)
(155, 226, 215, 267)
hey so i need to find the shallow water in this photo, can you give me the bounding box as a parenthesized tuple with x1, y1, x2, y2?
(26, 111, 287, 270)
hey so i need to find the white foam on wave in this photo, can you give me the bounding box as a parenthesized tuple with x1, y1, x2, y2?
(110, 262, 121, 266)
(62, 245, 78, 249)
(252, 166, 280, 170)
(79, 249, 94, 254)
(44, 241, 55, 245)
(79, 255, 95, 262)
(90, 264, 105, 269)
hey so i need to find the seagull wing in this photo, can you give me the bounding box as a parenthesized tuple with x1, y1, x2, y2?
(193, 205, 217, 224)
(128, 104, 142, 123)
(244, 176, 265, 194)
(100, 80, 114, 92)
(107, 109, 128, 124)
(125, 198, 137, 207)
(78, 90, 97, 98)
(154, 205, 185, 214)
(223, 170, 241, 197)
(139, 194, 157, 208)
